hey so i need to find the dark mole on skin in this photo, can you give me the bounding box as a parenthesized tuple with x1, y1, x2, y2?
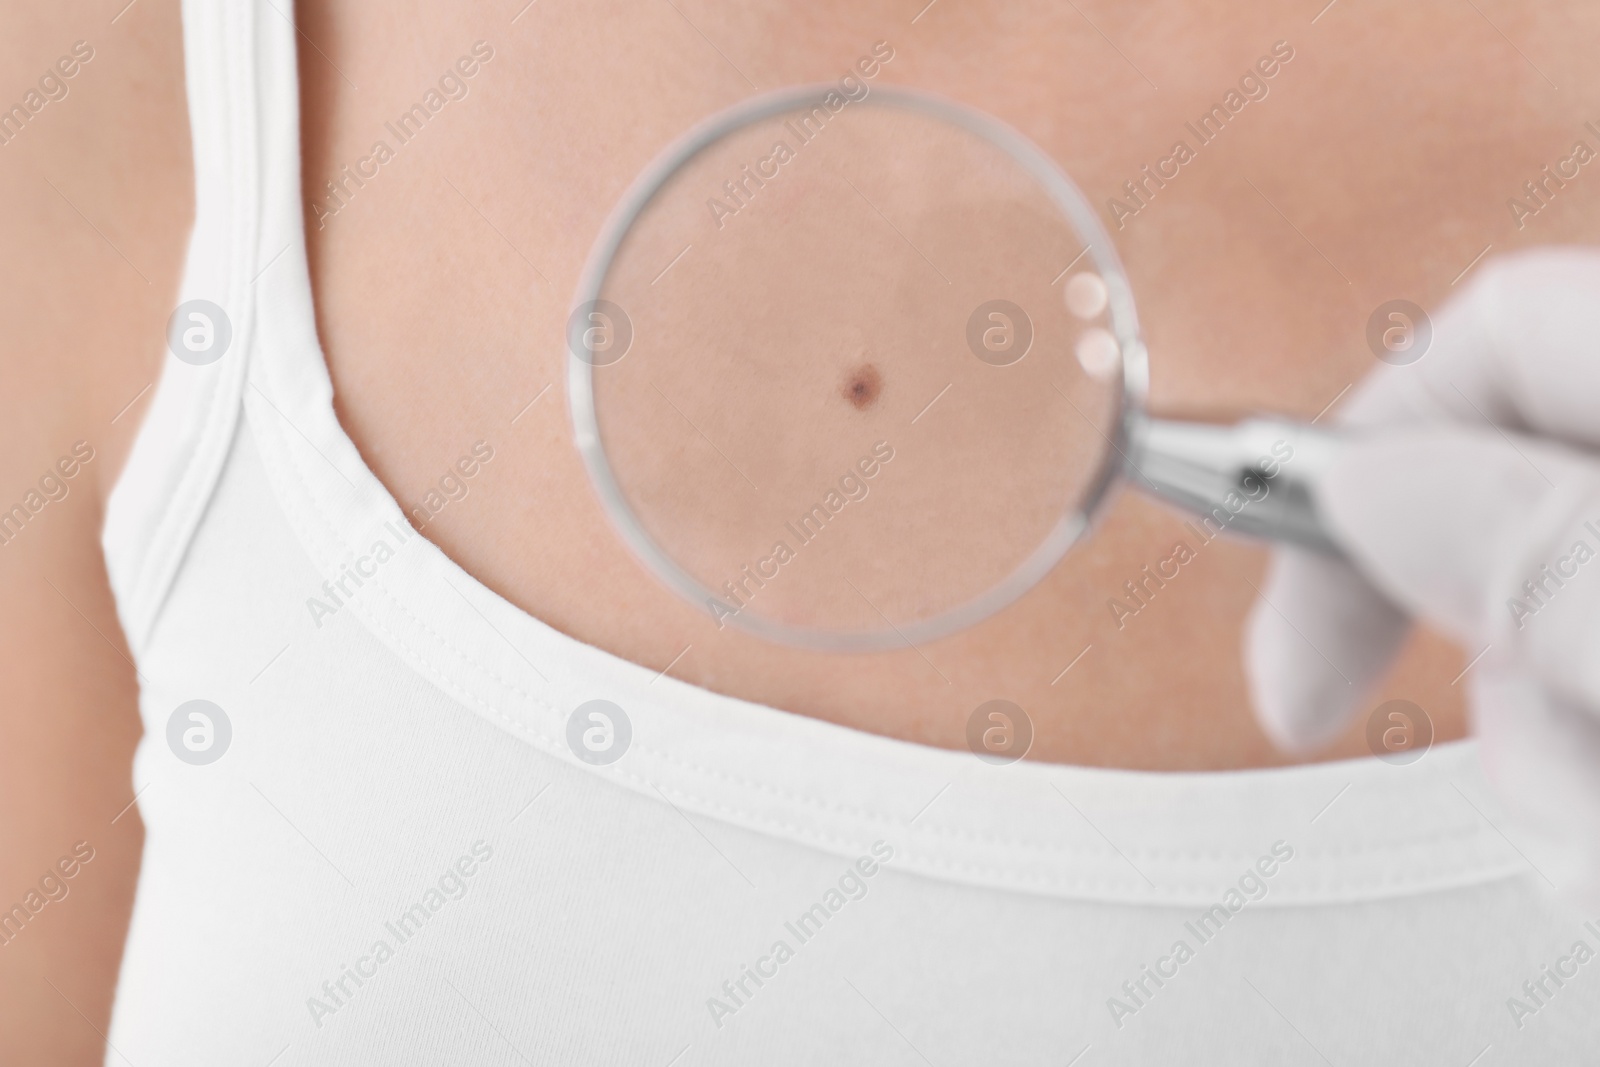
(841, 363, 883, 410)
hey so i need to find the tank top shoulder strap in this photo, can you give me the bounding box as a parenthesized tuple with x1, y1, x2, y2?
(103, 0, 309, 653)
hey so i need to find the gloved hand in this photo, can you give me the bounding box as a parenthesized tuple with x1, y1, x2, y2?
(1245, 247, 1600, 903)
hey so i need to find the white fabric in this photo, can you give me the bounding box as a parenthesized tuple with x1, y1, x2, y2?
(99, 2, 1600, 1063)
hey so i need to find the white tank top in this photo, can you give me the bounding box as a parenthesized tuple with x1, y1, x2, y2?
(102, 3, 1597, 1063)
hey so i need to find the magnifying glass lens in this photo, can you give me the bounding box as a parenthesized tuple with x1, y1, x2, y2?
(580, 95, 1130, 647)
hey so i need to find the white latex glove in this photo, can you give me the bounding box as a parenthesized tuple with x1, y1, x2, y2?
(1246, 247, 1600, 902)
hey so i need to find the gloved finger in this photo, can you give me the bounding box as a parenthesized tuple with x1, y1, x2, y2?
(1244, 546, 1409, 753)
(1469, 658, 1600, 910)
(1333, 247, 1600, 448)
(1321, 423, 1600, 708)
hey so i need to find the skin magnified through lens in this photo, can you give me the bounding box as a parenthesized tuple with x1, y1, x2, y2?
(587, 103, 1113, 638)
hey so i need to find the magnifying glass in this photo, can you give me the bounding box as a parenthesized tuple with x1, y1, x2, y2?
(567, 85, 1342, 652)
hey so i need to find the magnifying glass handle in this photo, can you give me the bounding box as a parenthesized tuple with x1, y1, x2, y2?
(1123, 415, 1345, 556)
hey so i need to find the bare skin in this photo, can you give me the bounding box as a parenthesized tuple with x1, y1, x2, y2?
(4, 1, 1598, 1059)
(0, 1, 190, 1060)
(298, 0, 1599, 773)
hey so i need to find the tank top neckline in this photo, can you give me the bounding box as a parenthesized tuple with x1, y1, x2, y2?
(105, 0, 1525, 906)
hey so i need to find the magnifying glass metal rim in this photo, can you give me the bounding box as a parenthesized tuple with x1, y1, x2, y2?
(567, 83, 1151, 652)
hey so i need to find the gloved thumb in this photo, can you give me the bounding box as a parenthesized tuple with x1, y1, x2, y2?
(1244, 548, 1409, 753)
